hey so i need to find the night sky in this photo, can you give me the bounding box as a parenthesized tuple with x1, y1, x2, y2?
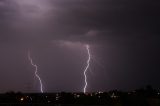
(0, 0, 160, 93)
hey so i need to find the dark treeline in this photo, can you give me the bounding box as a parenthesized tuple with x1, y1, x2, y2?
(0, 85, 160, 106)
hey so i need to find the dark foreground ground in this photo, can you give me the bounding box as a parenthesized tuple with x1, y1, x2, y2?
(0, 86, 160, 106)
(0, 104, 111, 106)
(0, 104, 112, 106)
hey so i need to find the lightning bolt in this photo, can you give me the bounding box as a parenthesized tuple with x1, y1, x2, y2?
(28, 51, 44, 93)
(83, 45, 91, 93)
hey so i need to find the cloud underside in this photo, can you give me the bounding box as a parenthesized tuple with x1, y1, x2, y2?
(0, 0, 160, 45)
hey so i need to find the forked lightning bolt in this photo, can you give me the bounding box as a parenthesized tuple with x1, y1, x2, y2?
(28, 51, 44, 93)
(83, 45, 91, 93)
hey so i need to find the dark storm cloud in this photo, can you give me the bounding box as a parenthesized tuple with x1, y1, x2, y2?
(0, 0, 160, 44)
(46, 0, 160, 44)
(0, 0, 160, 92)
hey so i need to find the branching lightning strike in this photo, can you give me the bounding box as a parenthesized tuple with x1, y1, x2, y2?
(28, 51, 44, 93)
(83, 45, 91, 93)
